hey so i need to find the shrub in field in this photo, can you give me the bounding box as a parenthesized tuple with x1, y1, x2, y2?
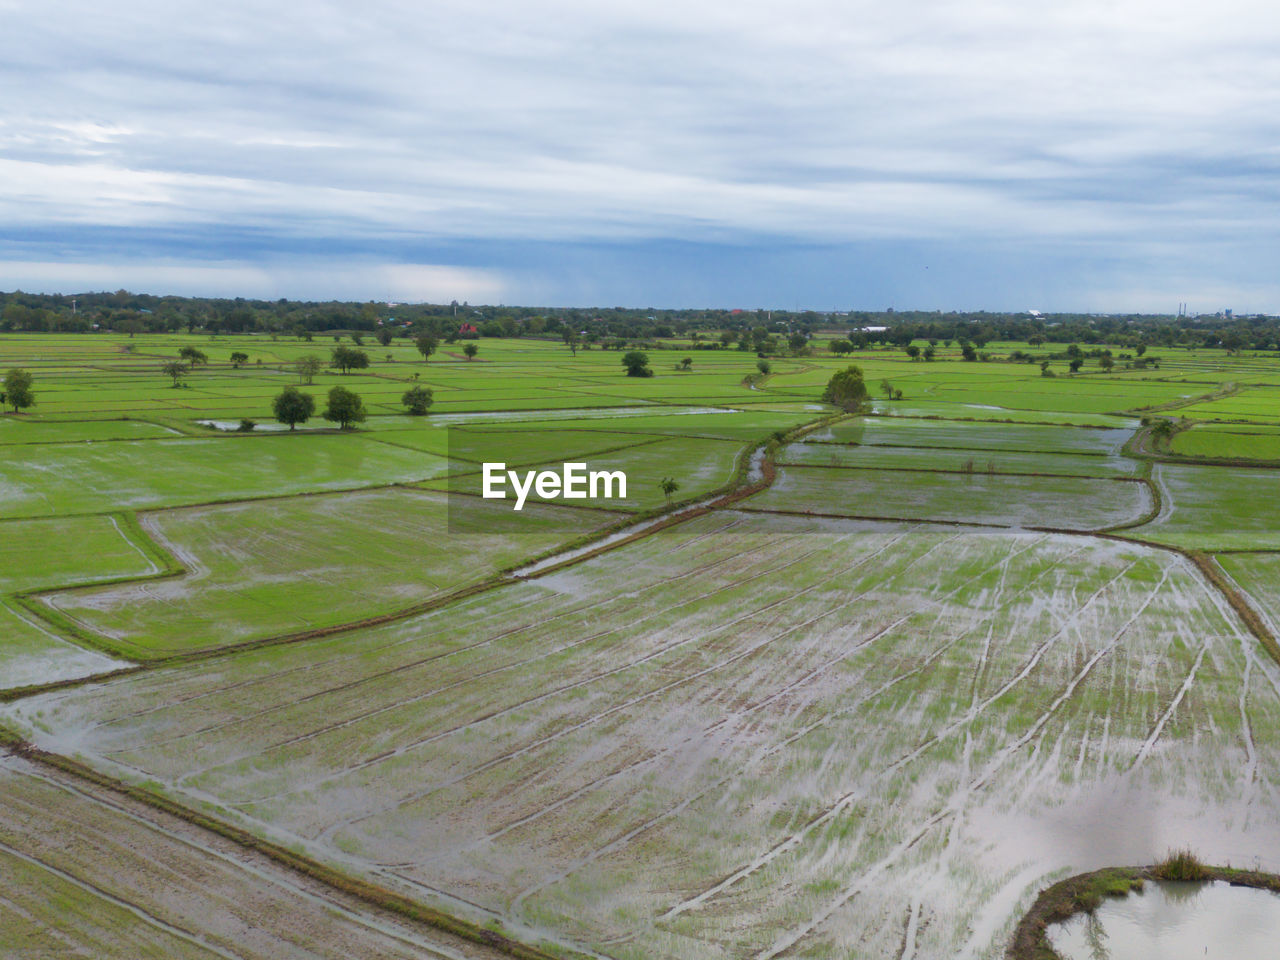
(1153, 849, 1210, 881)
(402, 386, 434, 416)
(237, 418, 256, 432)
(323, 386, 366, 429)
(822, 365, 870, 413)
(272, 386, 315, 431)
(622, 351, 653, 377)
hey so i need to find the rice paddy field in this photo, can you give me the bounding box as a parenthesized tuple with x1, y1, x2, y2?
(3, 331, 1280, 959)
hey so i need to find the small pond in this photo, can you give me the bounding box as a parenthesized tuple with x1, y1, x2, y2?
(1049, 879, 1280, 959)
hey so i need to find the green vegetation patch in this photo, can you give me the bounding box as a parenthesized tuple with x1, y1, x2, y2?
(745, 465, 1149, 529)
(0, 515, 161, 592)
(0, 434, 452, 518)
(779, 442, 1138, 478)
(38, 488, 622, 657)
(1128, 463, 1280, 550)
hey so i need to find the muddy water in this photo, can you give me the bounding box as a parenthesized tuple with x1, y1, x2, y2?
(1049, 879, 1280, 959)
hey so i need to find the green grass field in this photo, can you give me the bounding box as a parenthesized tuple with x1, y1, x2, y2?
(3, 331, 1280, 959)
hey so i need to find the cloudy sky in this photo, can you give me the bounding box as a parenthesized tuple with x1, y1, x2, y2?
(3, 0, 1279, 310)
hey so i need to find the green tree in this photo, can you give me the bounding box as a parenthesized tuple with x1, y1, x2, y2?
(756, 359, 771, 375)
(678, 357, 693, 370)
(922, 345, 936, 361)
(272, 386, 315, 430)
(621, 350, 653, 377)
(2, 368, 34, 412)
(1069, 358, 1083, 373)
(880, 378, 893, 398)
(161, 360, 187, 387)
(905, 344, 921, 360)
(822, 365, 870, 413)
(961, 343, 977, 362)
(323, 385, 366, 428)
(295, 355, 323, 384)
(463, 342, 478, 360)
(415, 334, 438, 362)
(178, 346, 208, 366)
(229, 351, 249, 368)
(660, 476, 679, 504)
(330, 345, 369, 374)
(1100, 355, 1115, 373)
(377, 327, 393, 347)
(788, 332, 807, 354)
(562, 329, 580, 356)
(402, 385, 434, 415)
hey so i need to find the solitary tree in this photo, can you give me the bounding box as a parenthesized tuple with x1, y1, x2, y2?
(229, 351, 249, 368)
(822, 365, 870, 413)
(788, 332, 807, 354)
(922, 344, 936, 361)
(1069, 358, 1083, 373)
(272, 386, 315, 430)
(295, 354, 323, 384)
(178, 346, 208, 366)
(376, 327, 394, 347)
(961, 342, 978, 362)
(880, 378, 894, 398)
(756, 359, 771, 375)
(415, 334, 438, 362)
(621, 350, 653, 377)
(402, 385, 434, 415)
(463, 343, 478, 360)
(679, 357, 693, 370)
(330, 346, 369, 374)
(2, 368, 34, 412)
(323, 385, 366, 428)
(660, 476, 679, 504)
(161, 360, 187, 387)
(1100, 355, 1115, 373)
(562, 329, 580, 356)
(905, 344, 921, 360)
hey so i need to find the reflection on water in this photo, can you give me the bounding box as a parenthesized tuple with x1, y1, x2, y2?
(1049, 880, 1280, 959)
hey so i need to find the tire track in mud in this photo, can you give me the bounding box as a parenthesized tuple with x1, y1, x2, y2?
(505, 536, 1071, 920)
(105, 532, 770, 748)
(1, 759, 483, 960)
(292, 531, 966, 852)
(418, 533, 938, 857)
(299, 535, 940, 828)
(1130, 642, 1209, 770)
(76, 515, 758, 732)
(182, 537, 855, 791)
(753, 568, 1172, 960)
(661, 552, 1154, 924)
(0, 838, 246, 960)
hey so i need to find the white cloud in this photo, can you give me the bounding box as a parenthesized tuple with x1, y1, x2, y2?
(4, 0, 1280, 305)
(0, 259, 506, 302)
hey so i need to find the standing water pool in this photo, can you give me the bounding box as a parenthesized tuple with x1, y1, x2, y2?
(1049, 879, 1280, 959)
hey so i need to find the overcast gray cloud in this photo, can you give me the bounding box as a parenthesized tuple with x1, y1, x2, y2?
(2, 0, 1280, 307)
